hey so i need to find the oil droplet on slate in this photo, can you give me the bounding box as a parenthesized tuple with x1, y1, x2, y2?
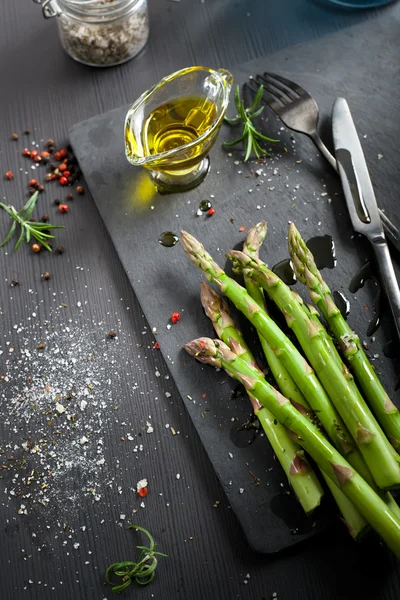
(272, 259, 297, 286)
(307, 235, 336, 270)
(333, 291, 350, 319)
(199, 199, 212, 212)
(159, 231, 179, 247)
(349, 261, 382, 336)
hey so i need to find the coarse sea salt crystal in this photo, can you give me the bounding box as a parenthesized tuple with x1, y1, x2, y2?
(55, 403, 66, 414)
(137, 478, 148, 491)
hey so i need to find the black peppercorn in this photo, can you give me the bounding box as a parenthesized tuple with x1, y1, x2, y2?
(41, 272, 51, 280)
(53, 199, 61, 206)
(55, 245, 64, 254)
(41, 214, 49, 223)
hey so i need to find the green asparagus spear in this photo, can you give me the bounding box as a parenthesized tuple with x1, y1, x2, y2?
(228, 248, 400, 489)
(200, 281, 324, 515)
(184, 338, 400, 558)
(288, 222, 400, 450)
(243, 223, 368, 538)
(242, 223, 313, 417)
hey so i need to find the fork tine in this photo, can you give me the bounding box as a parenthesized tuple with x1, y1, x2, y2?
(258, 73, 299, 102)
(264, 72, 311, 100)
(244, 81, 282, 114)
(255, 75, 291, 108)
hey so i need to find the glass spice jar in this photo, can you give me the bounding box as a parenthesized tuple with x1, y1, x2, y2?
(34, 0, 149, 67)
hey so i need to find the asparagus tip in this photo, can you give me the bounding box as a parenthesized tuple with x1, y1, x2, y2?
(243, 221, 268, 258)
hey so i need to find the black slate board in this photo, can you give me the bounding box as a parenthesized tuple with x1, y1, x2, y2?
(70, 14, 400, 554)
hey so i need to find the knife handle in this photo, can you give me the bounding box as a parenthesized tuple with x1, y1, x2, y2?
(372, 241, 400, 343)
(310, 133, 400, 254)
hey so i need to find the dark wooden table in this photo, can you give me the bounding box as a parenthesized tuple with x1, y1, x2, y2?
(1, 1, 400, 599)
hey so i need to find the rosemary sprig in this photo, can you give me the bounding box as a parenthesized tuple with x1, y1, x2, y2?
(0, 191, 64, 251)
(223, 84, 279, 161)
(105, 525, 167, 593)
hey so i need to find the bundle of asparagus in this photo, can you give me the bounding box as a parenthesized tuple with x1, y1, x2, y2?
(181, 223, 400, 558)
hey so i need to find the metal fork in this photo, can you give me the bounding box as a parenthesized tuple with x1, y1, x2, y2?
(245, 73, 400, 253)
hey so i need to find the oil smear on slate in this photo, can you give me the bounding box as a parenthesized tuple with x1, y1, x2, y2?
(270, 493, 316, 535)
(272, 235, 336, 286)
(333, 290, 351, 319)
(349, 261, 382, 336)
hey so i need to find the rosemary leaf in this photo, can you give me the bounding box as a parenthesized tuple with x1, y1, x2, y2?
(223, 84, 279, 161)
(0, 191, 64, 251)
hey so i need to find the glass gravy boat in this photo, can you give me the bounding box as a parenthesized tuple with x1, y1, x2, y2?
(124, 66, 233, 193)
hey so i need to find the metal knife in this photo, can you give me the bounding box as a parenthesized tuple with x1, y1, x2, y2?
(332, 97, 400, 343)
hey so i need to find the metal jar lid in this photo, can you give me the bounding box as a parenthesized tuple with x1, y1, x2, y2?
(33, 0, 140, 20)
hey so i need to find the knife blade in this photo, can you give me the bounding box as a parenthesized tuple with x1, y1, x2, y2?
(332, 97, 400, 345)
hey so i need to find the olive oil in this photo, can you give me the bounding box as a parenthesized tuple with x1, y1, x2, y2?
(159, 231, 179, 247)
(125, 95, 218, 172)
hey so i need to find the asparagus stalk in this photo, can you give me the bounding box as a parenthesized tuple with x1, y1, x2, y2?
(184, 338, 400, 558)
(252, 399, 322, 516)
(288, 222, 400, 450)
(243, 224, 368, 538)
(200, 281, 324, 515)
(228, 248, 400, 489)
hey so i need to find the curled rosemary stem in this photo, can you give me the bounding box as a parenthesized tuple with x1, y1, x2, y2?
(105, 525, 167, 593)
